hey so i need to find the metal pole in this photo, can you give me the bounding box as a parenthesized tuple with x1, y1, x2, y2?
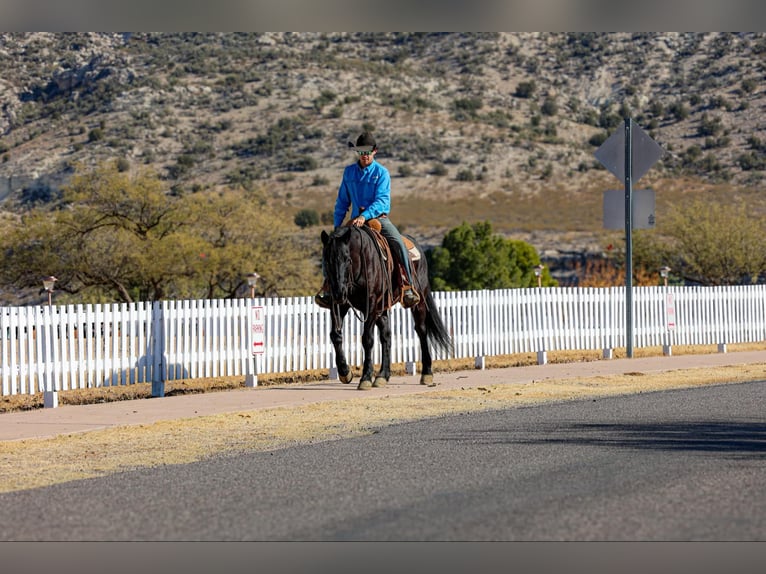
(624, 119, 634, 358)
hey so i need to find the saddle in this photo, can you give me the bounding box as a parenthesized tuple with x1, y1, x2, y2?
(356, 218, 420, 308)
(364, 218, 420, 260)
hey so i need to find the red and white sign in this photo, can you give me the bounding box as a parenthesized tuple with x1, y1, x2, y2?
(251, 305, 265, 354)
(665, 293, 676, 331)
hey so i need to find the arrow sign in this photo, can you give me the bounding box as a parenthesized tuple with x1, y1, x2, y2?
(594, 120, 664, 182)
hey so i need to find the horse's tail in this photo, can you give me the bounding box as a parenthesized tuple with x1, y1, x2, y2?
(423, 290, 453, 358)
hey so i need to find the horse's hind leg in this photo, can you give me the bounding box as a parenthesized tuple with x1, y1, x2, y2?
(372, 313, 391, 388)
(412, 302, 436, 386)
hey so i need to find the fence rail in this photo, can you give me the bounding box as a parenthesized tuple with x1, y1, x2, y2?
(2, 285, 765, 398)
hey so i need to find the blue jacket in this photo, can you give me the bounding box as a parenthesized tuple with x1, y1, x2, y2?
(333, 160, 391, 228)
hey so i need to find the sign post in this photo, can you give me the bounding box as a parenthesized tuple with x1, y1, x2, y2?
(595, 118, 664, 358)
(246, 305, 265, 387)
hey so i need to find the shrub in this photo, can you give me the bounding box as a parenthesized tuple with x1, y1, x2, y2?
(430, 163, 448, 176)
(541, 97, 558, 116)
(667, 101, 689, 121)
(88, 128, 104, 142)
(741, 78, 756, 93)
(589, 132, 608, 147)
(294, 209, 320, 228)
(737, 151, 765, 171)
(398, 164, 414, 177)
(698, 114, 723, 137)
(514, 80, 536, 98)
(451, 97, 483, 120)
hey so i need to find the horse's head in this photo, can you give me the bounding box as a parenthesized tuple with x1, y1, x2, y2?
(321, 227, 353, 305)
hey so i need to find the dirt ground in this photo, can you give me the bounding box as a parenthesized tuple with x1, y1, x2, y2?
(1, 345, 764, 494)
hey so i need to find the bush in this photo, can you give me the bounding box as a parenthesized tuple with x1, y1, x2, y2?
(541, 97, 558, 116)
(294, 209, 320, 228)
(737, 152, 765, 171)
(430, 163, 448, 176)
(514, 80, 536, 98)
(451, 97, 482, 120)
(88, 128, 104, 142)
(667, 101, 689, 122)
(588, 132, 608, 147)
(455, 169, 475, 182)
(398, 165, 414, 177)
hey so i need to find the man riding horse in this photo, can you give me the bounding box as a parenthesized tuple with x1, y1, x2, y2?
(315, 131, 421, 310)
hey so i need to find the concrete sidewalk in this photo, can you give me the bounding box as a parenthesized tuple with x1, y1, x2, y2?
(1, 350, 765, 442)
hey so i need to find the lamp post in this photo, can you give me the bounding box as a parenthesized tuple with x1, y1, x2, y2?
(42, 276, 57, 307)
(532, 264, 547, 365)
(660, 266, 670, 288)
(659, 266, 672, 356)
(246, 272, 260, 298)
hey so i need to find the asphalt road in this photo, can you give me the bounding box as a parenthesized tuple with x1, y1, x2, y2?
(1, 380, 764, 541)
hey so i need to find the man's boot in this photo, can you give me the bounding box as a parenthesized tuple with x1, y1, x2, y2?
(314, 279, 332, 309)
(401, 285, 420, 308)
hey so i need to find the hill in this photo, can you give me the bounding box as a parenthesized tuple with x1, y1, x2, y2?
(1, 32, 764, 286)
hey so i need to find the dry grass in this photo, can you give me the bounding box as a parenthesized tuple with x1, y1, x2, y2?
(2, 342, 762, 414)
(1, 343, 764, 494)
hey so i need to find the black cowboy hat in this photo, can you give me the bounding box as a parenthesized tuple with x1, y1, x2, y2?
(347, 131, 377, 152)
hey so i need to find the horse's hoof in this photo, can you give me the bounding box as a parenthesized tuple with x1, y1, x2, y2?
(357, 380, 372, 390)
(420, 374, 437, 387)
(372, 376, 387, 388)
(339, 371, 353, 384)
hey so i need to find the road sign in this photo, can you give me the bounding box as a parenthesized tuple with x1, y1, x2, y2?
(251, 305, 265, 355)
(666, 293, 676, 331)
(594, 119, 664, 359)
(594, 120, 664, 182)
(603, 189, 656, 229)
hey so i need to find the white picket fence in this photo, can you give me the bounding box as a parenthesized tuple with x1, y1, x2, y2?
(2, 285, 766, 399)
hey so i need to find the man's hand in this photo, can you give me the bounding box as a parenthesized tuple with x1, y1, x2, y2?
(351, 215, 366, 227)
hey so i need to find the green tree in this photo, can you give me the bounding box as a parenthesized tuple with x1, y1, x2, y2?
(427, 221, 555, 291)
(630, 199, 766, 286)
(0, 161, 321, 303)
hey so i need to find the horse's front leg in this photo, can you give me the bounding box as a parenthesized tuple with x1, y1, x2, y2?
(372, 312, 391, 388)
(357, 315, 378, 390)
(330, 305, 353, 384)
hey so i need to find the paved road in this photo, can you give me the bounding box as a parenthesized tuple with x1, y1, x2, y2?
(1, 379, 764, 541)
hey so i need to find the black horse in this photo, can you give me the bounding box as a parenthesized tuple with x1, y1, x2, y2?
(320, 225, 453, 390)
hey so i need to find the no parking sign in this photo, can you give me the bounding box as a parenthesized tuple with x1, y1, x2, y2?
(252, 305, 265, 355)
(665, 293, 676, 331)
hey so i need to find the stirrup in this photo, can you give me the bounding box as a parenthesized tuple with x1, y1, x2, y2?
(401, 286, 420, 308)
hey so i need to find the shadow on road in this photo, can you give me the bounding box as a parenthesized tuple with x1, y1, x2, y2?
(453, 421, 766, 457)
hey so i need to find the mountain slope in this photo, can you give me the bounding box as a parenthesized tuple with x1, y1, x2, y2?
(1, 32, 764, 260)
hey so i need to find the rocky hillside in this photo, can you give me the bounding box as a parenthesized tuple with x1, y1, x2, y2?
(1, 32, 764, 280)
